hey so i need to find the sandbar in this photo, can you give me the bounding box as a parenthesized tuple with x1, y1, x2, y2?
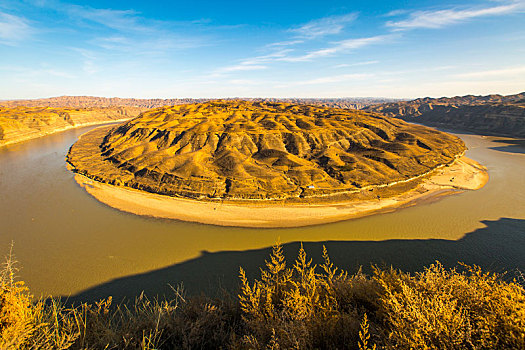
(73, 155, 488, 228)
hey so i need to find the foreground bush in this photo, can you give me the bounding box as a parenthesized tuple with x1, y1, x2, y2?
(1, 243, 524, 349)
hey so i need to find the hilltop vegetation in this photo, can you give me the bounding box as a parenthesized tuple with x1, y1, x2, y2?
(1, 243, 524, 349)
(365, 92, 525, 138)
(0, 106, 145, 146)
(68, 100, 465, 201)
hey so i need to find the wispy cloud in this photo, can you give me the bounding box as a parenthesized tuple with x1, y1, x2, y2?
(239, 50, 293, 65)
(27, 0, 211, 56)
(289, 13, 358, 38)
(211, 50, 291, 76)
(94, 34, 204, 54)
(384, 9, 410, 17)
(0, 64, 76, 79)
(265, 39, 304, 48)
(214, 64, 267, 74)
(379, 65, 457, 76)
(334, 60, 379, 68)
(72, 48, 99, 75)
(0, 11, 32, 45)
(227, 79, 260, 85)
(386, 2, 524, 30)
(276, 73, 371, 88)
(302, 73, 371, 84)
(455, 65, 525, 78)
(279, 35, 391, 62)
(66, 5, 146, 32)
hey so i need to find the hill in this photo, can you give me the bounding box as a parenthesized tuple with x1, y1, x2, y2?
(67, 100, 466, 201)
(0, 106, 145, 146)
(364, 92, 525, 137)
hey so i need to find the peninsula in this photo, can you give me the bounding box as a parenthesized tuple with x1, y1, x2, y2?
(67, 101, 487, 227)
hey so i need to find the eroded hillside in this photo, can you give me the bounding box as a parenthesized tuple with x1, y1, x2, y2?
(365, 92, 525, 137)
(68, 101, 465, 200)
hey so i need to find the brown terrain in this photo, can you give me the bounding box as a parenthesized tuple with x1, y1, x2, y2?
(0, 106, 145, 147)
(67, 100, 467, 202)
(364, 92, 525, 137)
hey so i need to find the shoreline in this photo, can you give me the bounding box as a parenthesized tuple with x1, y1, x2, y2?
(73, 155, 488, 228)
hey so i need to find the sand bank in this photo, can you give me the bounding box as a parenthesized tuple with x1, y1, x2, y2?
(74, 155, 488, 228)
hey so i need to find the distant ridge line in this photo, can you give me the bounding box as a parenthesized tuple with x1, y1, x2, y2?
(0, 96, 401, 110)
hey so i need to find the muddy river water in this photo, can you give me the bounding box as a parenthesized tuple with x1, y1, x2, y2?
(1, 125, 524, 301)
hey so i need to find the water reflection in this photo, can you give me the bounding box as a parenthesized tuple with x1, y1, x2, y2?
(489, 138, 525, 154)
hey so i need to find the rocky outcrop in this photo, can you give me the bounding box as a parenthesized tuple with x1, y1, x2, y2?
(364, 93, 525, 137)
(0, 106, 145, 146)
(67, 100, 465, 201)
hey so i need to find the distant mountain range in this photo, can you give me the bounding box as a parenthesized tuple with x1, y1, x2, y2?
(1, 92, 524, 140)
(0, 96, 399, 110)
(364, 92, 525, 138)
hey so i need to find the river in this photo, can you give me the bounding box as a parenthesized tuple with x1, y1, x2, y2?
(1, 125, 524, 301)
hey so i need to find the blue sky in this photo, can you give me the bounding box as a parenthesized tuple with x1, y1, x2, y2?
(0, 0, 524, 99)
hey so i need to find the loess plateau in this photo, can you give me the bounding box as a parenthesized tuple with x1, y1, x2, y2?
(67, 101, 467, 201)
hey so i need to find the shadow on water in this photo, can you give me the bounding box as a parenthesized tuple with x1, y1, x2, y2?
(489, 139, 525, 154)
(67, 218, 525, 304)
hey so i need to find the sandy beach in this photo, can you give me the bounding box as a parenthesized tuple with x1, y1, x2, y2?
(74, 155, 488, 228)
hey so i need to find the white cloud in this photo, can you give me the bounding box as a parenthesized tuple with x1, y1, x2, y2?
(215, 64, 267, 74)
(289, 13, 358, 38)
(0, 65, 76, 80)
(26, 1, 209, 56)
(227, 79, 259, 85)
(455, 66, 525, 78)
(211, 50, 291, 77)
(303, 73, 371, 84)
(265, 40, 304, 48)
(276, 73, 371, 88)
(386, 2, 524, 30)
(0, 11, 32, 44)
(384, 9, 410, 17)
(334, 60, 379, 68)
(279, 35, 391, 62)
(66, 5, 145, 32)
(379, 65, 457, 76)
(239, 50, 293, 65)
(94, 34, 204, 53)
(72, 48, 99, 75)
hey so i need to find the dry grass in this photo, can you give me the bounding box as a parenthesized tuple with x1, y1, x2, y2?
(1, 242, 524, 349)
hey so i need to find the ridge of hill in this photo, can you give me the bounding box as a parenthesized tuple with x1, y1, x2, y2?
(364, 92, 525, 137)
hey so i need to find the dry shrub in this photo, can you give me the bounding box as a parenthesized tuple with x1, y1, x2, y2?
(70, 287, 240, 349)
(0, 247, 78, 349)
(0, 252, 35, 349)
(237, 242, 371, 349)
(375, 262, 525, 349)
(2, 243, 524, 349)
